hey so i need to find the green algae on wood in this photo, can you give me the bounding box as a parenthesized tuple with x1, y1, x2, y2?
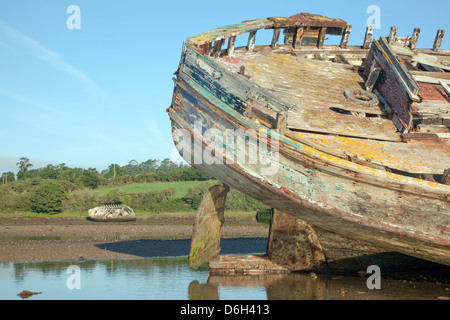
(188, 184, 229, 269)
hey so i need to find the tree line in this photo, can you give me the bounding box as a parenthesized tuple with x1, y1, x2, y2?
(0, 157, 266, 215)
(2, 157, 211, 188)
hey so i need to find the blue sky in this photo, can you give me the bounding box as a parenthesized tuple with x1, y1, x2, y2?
(0, 0, 448, 174)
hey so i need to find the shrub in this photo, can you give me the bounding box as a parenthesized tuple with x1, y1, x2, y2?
(61, 188, 96, 212)
(184, 181, 267, 212)
(30, 181, 66, 214)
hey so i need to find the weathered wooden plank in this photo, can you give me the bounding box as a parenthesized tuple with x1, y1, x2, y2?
(293, 27, 304, 48)
(226, 36, 236, 56)
(440, 80, 450, 98)
(413, 75, 450, 85)
(271, 28, 281, 48)
(339, 25, 351, 49)
(376, 37, 421, 100)
(317, 27, 326, 48)
(365, 65, 381, 91)
(410, 28, 420, 49)
(286, 131, 450, 174)
(363, 25, 373, 49)
(388, 26, 397, 44)
(247, 30, 257, 51)
(286, 109, 400, 141)
(212, 39, 224, 57)
(433, 29, 445, 51)
(411, 53, 450, 72)
(187, 19, 273, 46)
(189, 184, 229, 269)
(182, 45, 292, 116)
(365, 37, 421, 132)
(411, 70, 450, 80)
(417, 124, 450, 133)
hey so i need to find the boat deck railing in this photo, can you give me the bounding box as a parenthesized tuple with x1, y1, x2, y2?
(186, 13, 446, 57)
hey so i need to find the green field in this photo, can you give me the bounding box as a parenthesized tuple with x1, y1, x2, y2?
(91, 180, 211, 198)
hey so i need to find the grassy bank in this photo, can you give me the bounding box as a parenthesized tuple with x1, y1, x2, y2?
(90, 180, 206, 198)
(0, 179, 267, 217)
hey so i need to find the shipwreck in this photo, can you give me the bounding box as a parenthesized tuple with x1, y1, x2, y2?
(167, 13, 450, 273)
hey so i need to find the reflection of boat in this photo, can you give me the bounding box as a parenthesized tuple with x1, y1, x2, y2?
(188, 270, 450, 300)
(167, 12, 450, 267)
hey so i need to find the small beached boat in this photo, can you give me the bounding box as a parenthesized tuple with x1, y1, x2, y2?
(167, 13, 450, 268)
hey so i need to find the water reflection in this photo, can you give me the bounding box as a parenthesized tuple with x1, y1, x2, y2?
(1, 257, 449, 300)
(192, 273, 450, 300)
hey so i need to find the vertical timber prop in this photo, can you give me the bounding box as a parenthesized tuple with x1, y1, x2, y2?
(188, 184, 230, 269)
(267, 210, 327, 271)
(209, 209, 328, 274)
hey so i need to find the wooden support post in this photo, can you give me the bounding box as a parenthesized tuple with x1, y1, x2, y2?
(365, 66, 382, 91)
(410, 28, 420, 49)
(227, 36, 236, 56)
(293, 27, 304, 48)
(363, 25, 374, 49)
(388, 26, 397, 44)
(339, 25, 351, 49)
(247, 30, 257, 51)
(276, 111, 287, 133)
(317, 27, 326, 48)
(188, 184, 229, 269)
(212, 39, 224, 58)
(203, 42, 212, 56)
(271, 28, 281, 48)
(244, 101, 253, 118)
(267, 210, 327, 271)
(433, 29, 445, 51)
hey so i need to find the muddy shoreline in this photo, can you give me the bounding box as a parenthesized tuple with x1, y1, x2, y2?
(0, 215, 269, 263)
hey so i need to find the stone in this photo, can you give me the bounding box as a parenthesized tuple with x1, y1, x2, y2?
(88, 204, 136, 222)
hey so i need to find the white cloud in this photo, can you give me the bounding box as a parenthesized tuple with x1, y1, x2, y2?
(0, 19, 111, 102)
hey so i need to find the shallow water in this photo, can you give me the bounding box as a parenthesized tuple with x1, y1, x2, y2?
(1, 256, 449, 300)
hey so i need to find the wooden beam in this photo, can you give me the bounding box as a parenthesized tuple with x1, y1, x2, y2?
(188, 184, 229, 269)
(293, 27, 304, 48)
(247, 30, 257, 51)
(374, 37, 421, 101)
(339, 25, 351, 49)
(212, 39, 224, 57)
(388, 26, 397, 44)
(271, 28, 281, 48)
(365, 66, 382, 91)
(227, 36, 236, 56)
(276, 111, 288, 133)
(410, 28, 420, 49)
(203, 42, 212, 56)
(363, 25, 374, 49)
(433, 29, 444, 51)
(439, 80, 450, 98)
(317, 27, 326, 48)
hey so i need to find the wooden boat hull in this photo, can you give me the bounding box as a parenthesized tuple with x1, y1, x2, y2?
(168, 60, 449, 267)
(167, 15, 450, 267)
